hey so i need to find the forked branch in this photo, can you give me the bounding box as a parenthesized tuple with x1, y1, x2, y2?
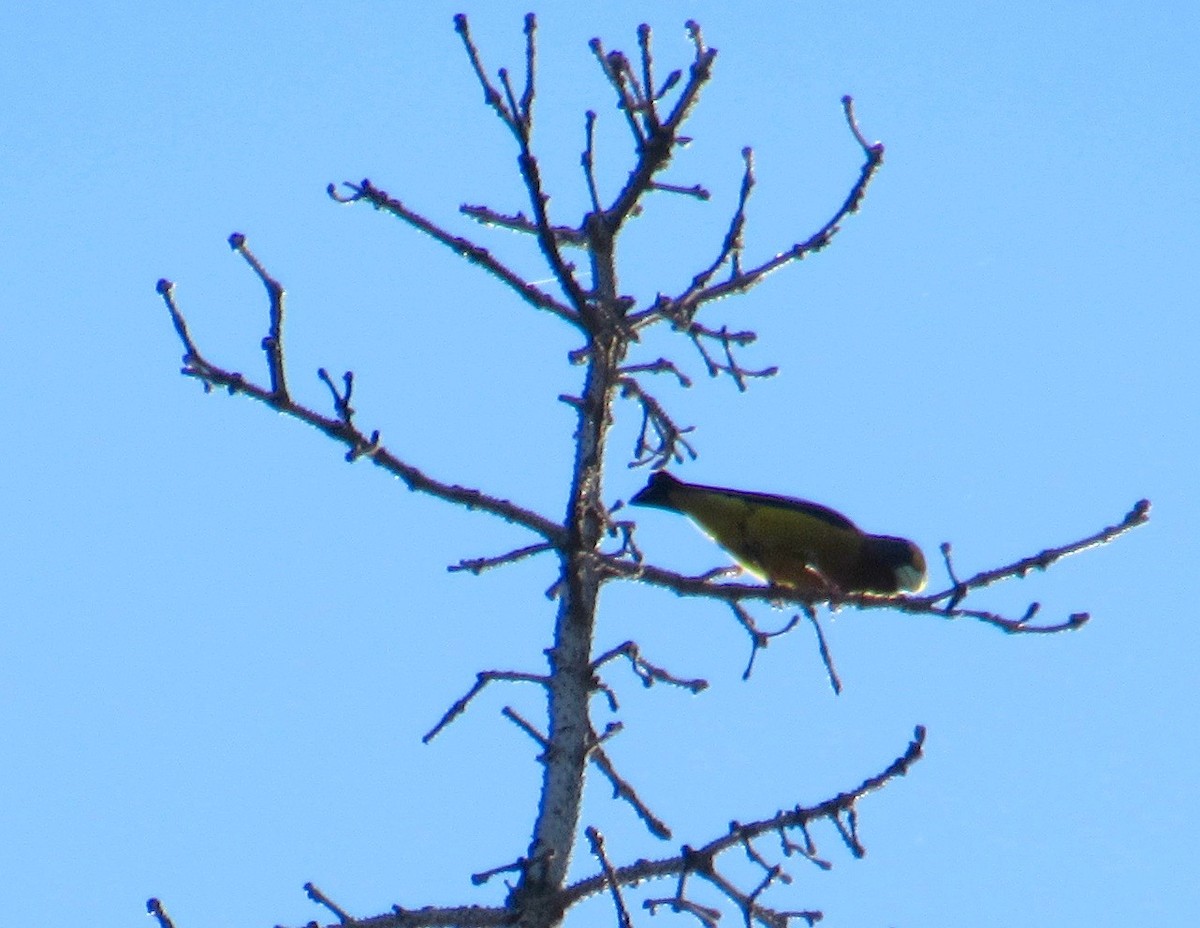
(563, 726, 926, 924)
(156, 242, 565, 549)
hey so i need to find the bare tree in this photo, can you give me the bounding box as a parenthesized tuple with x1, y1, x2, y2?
(152, 16, 1148, 928)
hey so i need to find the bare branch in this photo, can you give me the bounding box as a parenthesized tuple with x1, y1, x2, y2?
(609, 498, 1150, 634)
(449, 542, 556, 576)
(618, 358, 693, 387)
(618, 376, 698, 468)
(521, 14, 537, 122)
(590, 743, 673, 840)
(592, 640, 708, 694)
(587, 827, 636, 928)
(503, 706, 549, 748)
(636, 95, 884, 323)
(423, 670, 551, 744)
(316, 368, 355, 423)
(647, 181, 711, 200)
(923, 498, 1152, 608)
(460, 203, 587, 246)
(157, 270, 567, 550)
(228, 233, 289, 400)
(450, 14, 593, 316)
(453, 14, 517, 135)
(805, 609, 842, 696)
(602, 516, 645, 565)
(564, 726, 926, 908)
(156, 278, 203, 369)
(590, 39, 646, 148)
(728, 602, 803, 680)
(329, 180, 580, 327)
(778, 820, 832, 871)
(471, 858, 528, 887)
(499, 68, 522, 134)
(606, 30, 718, 229)
(582, 110, 604, 214)
(306, 882, 352, 924)
(738, 827, 792, 886)
(636, 24, 661, 130)
(641, 147, 755, 325)
(146, 899, 175, 928)
(644, 895, 721, 928)
(685, 322, 778, 392)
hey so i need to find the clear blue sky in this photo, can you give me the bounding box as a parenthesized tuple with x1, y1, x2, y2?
(2, 2, 1195, 925)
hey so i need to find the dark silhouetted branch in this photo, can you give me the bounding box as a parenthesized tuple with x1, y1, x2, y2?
(592, 640, 708, 694)
(613, 498, 1150, 638)
(146, 899, 175, 928)
(329, 180, 580, 327)
(424, 670, 551, 744)
(563, 726, 926, 922)
(306, 882, 352, 924)
(157, 260, 566, 552)
(586, 828, 635, 928)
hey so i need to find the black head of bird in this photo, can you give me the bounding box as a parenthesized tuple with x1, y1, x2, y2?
(630, 470, 926, 596)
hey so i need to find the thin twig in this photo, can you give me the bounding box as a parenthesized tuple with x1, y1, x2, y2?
(630, 94, 884, 324)
(228, 233, 289, 401)
(618, 376, 698, 468)
(502, 706, 548, 748)
(618, 358, 693, 387)
(587, 827, 635, 928)
(590, 743, 673, 840)
(805, 609, 842, 695)
(684, 323, 778, 392)
(317, 368, 355, 423)
(727, 602, 803, 680)
(582, 110, 604, 214)
(146, 899, 175, 928)
(305, 882, 352, 923)
(592, 640, 708, 693)
(565, 726, 926, 908)
(460, 203, 586, 245)
(158, 272, 567, 550)
(471, 858, 527, 887)
(423, 671, 551, 744)
(924, 498, 1152, 607)
(591, 39, 646, 148)
(449, 542, 556, 576)
(658, 147, 756, 319)
(453, 14, 517, 134)
(330, 180, 580, 327)
(637, 24, 660, 130)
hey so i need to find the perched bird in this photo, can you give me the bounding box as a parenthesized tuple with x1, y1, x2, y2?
(630, 470, 926, 596)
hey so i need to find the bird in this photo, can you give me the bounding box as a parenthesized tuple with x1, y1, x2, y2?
(629, 470, 926, 596)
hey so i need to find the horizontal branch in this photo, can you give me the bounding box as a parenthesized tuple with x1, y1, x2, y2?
(449, 542, 557, 576)
(608, 496, 1150, 634)
(352, 904, 515, 928)
(461, 203, 587, 246)
(926, 498, 1151, 606)
(592, 640, 708, 694)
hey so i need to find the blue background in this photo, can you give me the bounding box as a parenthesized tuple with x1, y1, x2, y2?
(1, 2, 1194, 925)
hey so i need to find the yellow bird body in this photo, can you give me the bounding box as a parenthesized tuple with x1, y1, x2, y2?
(630, 471, 926, 596)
